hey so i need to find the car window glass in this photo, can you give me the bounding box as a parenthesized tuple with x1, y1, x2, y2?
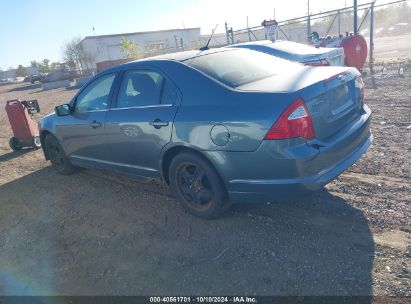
(117, 70, 163, 108)
(188, 49, 301, 88)
(75, 73, 116, 112)
(160, 78, 178, 104)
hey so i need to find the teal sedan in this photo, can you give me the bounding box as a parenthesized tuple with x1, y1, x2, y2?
(39, 47, 372, 219)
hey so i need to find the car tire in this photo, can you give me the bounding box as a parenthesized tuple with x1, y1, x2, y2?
(169, 152, 231, 219)
(9, 137, 22, 151)
(44, 134, 75, 175)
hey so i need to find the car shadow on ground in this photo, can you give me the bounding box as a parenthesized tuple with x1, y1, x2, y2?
(0, 167, 374, 297)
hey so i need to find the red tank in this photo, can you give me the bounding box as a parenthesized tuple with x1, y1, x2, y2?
(5, 99, 41, 150)
(340, 34, 368, 71)
(315, 34, 368, 71)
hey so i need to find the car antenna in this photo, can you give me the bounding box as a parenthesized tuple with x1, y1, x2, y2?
(200, 24, 218, 51)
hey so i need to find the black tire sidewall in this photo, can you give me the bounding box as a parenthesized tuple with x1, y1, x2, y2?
(9, 137, 22, 151)
(45, 134, 75, 175)
(169, 152, 227, 219)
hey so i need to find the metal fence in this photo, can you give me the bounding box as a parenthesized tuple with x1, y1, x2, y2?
(222, 0, 410, 82)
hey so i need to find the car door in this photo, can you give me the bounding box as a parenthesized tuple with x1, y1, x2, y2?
(57, 72, 118, 168)
(104, 68, 181, 177)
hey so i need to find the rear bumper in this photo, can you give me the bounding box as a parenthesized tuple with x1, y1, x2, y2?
(227, 132, 372, 203)
(206, 105, 372, 204)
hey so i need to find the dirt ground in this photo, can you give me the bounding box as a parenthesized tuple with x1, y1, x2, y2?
(0, 73, 410, 298)
(371, 33, 411, 62)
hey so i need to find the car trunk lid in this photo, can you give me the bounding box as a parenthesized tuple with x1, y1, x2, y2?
(298, 68, 363, 141)
(237, 66, 363, 141)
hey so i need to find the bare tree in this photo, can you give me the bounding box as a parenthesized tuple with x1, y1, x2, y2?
(62, 35, 96, 75)
(62, 35, 83, 71)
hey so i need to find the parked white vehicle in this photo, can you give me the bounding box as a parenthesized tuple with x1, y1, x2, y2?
(230, 40, 345, 67)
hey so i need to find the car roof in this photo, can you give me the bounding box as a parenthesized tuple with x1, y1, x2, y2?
(111, 48, 238, 71)
(128, 47, 234, 65)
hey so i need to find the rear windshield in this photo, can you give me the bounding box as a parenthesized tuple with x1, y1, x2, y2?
(187, 49, 297, 88)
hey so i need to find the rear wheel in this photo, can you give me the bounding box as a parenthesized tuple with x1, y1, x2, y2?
(169, 152, 230, 219)
(9, 137, 22, 151)
(44, 134, 75, 175)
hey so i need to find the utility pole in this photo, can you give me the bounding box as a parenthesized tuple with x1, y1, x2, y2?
(247, 16, 251, 41)
(307, 0, 311, 39)
(225, 22, 230, 45)
(338, 10, 341, 36)
(354, 0, 358, 34)
(369, 1, 376, 88)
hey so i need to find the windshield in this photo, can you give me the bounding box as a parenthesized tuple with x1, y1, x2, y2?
(187, 49, 300, 88)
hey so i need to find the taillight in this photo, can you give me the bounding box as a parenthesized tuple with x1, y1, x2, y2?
(304, 59, 329, 66)
(265, 99, 315, 140)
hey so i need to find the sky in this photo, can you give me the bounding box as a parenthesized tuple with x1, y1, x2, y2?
(0, 0, 399, 70)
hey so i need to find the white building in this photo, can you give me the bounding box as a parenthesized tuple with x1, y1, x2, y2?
(78, 27, 201, 70)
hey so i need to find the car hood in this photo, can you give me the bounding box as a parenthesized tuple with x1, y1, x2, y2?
(39, 112, 57, 129)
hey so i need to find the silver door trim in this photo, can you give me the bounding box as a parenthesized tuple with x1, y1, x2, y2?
(109, 104, 173, 111)
(70, 155, 158, 172)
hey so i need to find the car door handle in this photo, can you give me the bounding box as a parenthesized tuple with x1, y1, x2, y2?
(90, 120, 103, 129)
(149, 119, 169, 129)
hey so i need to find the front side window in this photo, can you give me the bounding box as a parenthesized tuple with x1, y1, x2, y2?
(75, 73, 116, 113)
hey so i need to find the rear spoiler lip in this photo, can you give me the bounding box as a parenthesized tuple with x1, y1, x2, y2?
(324, 70, 353, 83)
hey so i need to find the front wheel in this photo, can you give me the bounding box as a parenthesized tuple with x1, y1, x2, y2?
(169, 152, 230, 219)
(44, 134, 75, 175)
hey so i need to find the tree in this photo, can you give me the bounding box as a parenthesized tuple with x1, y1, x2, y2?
(15, 65, 27, 77)
(62, 35, 94, 73)
(50, 62, 62, 71)
(38, 59, 50, 73)
(120, 38, 143, 59)
(30, 61, 39, 68)
(62, 35, 83, 71)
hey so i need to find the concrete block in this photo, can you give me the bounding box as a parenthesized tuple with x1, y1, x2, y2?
(42, 80, 71, 90)
(74, 77, 92, 88)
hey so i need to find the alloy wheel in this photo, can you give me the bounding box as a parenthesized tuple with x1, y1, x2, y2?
(176, 162, 214, 211)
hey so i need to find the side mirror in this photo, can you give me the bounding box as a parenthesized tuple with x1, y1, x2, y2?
(55, 104, 72, 116)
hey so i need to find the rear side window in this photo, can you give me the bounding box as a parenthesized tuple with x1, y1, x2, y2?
(161, 78, 178, 104)
(116, 70, 178, 108)
(188, 49, 299, 88)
